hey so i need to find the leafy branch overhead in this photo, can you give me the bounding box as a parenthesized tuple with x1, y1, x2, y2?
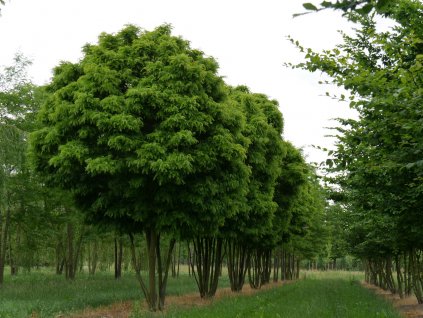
(298, 0, 395, 17)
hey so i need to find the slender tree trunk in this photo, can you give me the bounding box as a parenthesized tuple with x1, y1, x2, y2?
(411, 249, 423, 304)
(226, 239, 249, 292)
(146, 228, 158, 310)
(65, 220, 84, 280)
(129, 234, 149, 292)
(261, 249, 272, 285)
(281, 250, 286, 281)
(395, 254, 404, 299)
(273, 250, 279, 282)
(65, 222, 74, 279)
(248, 248, 263, 289)
(405, 251, 412, 296)
(9, 225, 20, 275)
(177, 242, 181, 278)
(187, 242, 192, 277)
(296, 258, 300, 279)
(0, 205, 11, 286)
(191, 237, 223, 298)
(114, 236, 123, 279)
(89, 241, 98, 275)
(129, 231, 175, 311)
(157, 237, 176, 310)
(385, 256, 396, 294)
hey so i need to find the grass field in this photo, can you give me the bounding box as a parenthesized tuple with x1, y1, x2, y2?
(0, 268, 216, 318)
(0, 269, 402, 318)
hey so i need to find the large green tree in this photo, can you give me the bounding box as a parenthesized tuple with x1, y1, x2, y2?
(30, 24, 250, 310)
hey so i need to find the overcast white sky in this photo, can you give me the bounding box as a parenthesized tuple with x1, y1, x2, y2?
(0, 0, 357, 164)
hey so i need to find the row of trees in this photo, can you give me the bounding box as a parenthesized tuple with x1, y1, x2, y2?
(0, 25, 331, 311)
(296, 0, 423, 304)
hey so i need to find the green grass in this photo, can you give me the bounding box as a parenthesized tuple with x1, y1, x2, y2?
(157, 271, 401, 318)
(0, 270, 402, 318)
(0, 269, 210, 318)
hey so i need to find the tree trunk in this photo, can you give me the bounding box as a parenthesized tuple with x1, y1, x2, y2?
(171, 244, 176, 278)
(395, 254, 404, 299)
(9, 225, 20, 275)
(88, 241, 98, 275)
(65, 221, 84, 280)
(65, 222, 74, 279)
(226, 239, 249, 292)
(0, 205, 11, 285)
(177, 242, 181, 277)
(157, 237, 176, 310)
(191, 237, 223, 298)
(248, 248, 264, 289)
(273, 250, 280, 283)
(261, 249, 272, 285)
(385, 256, 396, 294)
(129, 231, 175, 311)
(411, 249, 423, 304)
(114, 236, 123, 279)
(281, 250, 286, 281)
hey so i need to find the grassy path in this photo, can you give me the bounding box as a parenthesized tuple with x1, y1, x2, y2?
(158, 272, 402, 318)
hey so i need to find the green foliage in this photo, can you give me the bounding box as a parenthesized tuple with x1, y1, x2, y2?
(273, 142, 309, 244)
(222, 86, 285, 248)
(299, 0, 397, 17)
(30, 24, 250, 238)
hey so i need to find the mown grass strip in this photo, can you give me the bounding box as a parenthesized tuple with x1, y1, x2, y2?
(157, 273, 401, 318)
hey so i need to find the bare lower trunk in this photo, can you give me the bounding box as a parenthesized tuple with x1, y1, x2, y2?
(157, 237, 176, 310)
(115, 236, 123, 279)
(411, 249, 423, 304)
(88, 241, 98, 275)
(65, 221, 84, 280)
(0, 205, 11, 286)
(248, 248, 264, 289)
(226, 239, 249, 292)
(395, 254, 404, 299)
(129, 231, 175, 311)
(273, 250, 280, 282)
(191, 237, 223, 298)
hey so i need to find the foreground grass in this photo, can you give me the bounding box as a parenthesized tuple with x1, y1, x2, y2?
(0, 269, 216, 318)
(0, 270, 402, 318)
(156, 271, 401, 318)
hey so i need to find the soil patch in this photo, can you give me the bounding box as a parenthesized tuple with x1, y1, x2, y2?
(362, 282, 423, 318)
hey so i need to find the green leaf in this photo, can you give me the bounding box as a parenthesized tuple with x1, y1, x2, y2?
(303, 3, 318, 11)
(358, 4, 373, 15)
(320, 1, 332, 8)
(376, 0, 389, 10)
